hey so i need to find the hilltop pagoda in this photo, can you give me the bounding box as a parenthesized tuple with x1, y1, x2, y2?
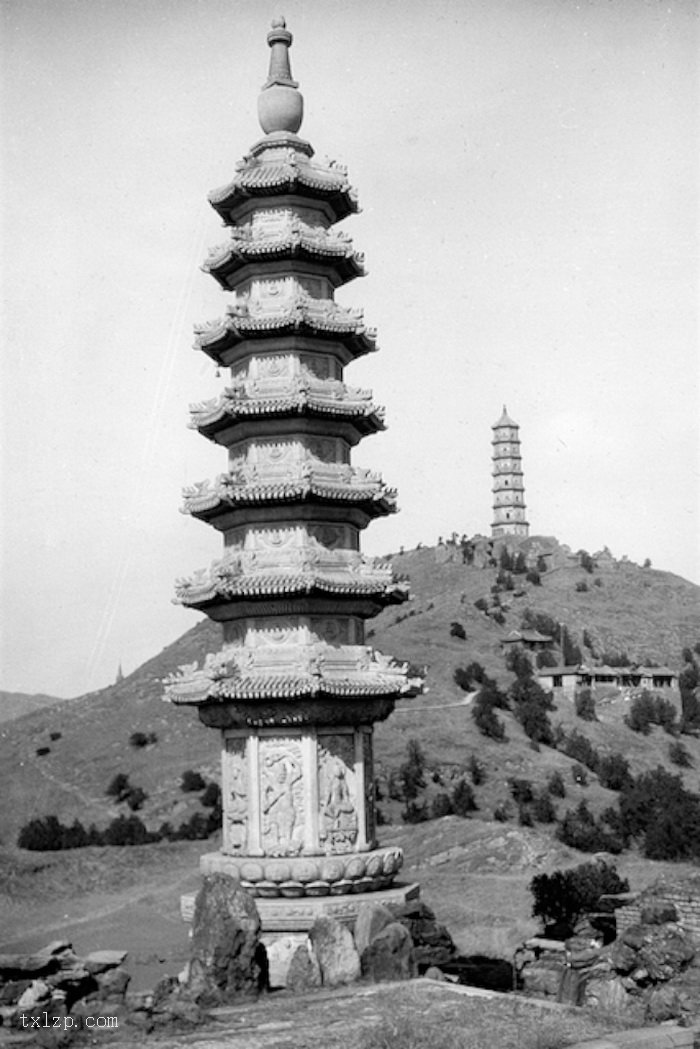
(164, 19, 420, 933)
(491, 406, 529, 538)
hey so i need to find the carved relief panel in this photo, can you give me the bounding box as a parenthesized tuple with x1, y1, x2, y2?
(222, 735, 248, 854)
(317, 732, 358, 854)
(362, 730, 376, 847)
(260, 737, 305, 856)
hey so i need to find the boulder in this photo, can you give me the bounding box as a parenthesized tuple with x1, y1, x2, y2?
(185, 874, 264, 1004)
(387, 900, 456, 969)
(640, 900, 678, 925)
(285, 943, 322, 992)
(645, 984, 687, 1023)
(638, 927, 695, 981)
(424, 966, 447, 982)
(609, 940, 638, 974)
(265, 937, 301, 989)
(353, 902, 394, 957)
(83, 950, 128, 975)
(308, 916, 360, 988)
(95, 966, 130, 1001)
(0, 954, 57, 978)
(521, 963, 562, 997)
(360, 922, 416, 983)
(583, 975, 630, 1012)
(621, 925, 647, 951)
(17, 979, 51, 1010)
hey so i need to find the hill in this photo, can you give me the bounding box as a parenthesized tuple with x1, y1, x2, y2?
(0, 535, 698, 847)
(0, 690, 72, 724)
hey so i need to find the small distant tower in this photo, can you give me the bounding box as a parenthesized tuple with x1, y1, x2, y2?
(115, 662, 124, 684)
(491, 406, 529, 538)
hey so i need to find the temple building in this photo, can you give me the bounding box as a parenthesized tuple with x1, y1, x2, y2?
(164, 19, 421, 936)
(491, 406, 529, 538)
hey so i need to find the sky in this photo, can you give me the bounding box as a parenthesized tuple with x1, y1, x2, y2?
(1, 0, 698, 698)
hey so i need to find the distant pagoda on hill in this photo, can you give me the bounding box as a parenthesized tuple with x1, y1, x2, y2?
(164, 18, 421, 932)
(491, 406, 529, 538)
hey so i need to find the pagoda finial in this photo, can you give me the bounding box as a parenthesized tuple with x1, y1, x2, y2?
(257, 16, 304, 135)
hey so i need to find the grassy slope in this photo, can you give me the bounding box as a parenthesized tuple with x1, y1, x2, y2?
(0, 538, 698, 848)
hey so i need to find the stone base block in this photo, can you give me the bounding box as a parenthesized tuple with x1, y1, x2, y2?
(180, 882, 420, 936)
(198, 846, 403, 898)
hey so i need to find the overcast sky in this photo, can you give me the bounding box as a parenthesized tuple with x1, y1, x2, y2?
(1, 0, 698, 698)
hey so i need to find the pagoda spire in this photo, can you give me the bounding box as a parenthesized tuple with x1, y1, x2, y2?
(258, 16, 303, 135)
(491, 407, 529, 538)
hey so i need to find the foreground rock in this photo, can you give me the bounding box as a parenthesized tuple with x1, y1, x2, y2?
(185, 873, 266, 1005)
(308, 916, 360, 988)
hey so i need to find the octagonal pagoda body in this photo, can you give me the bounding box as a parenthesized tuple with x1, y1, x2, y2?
(164, 20, 420, 916)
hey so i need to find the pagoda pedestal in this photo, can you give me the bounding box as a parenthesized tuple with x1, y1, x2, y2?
(166, 18, 421, 947)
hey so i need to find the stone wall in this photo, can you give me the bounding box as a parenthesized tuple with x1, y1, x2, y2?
(616, 879, 700, 942)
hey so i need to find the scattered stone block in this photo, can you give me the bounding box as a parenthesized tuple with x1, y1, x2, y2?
(265, 936, 302, 989)
(285, 943, 322, 992)
(95, 966, 131, 1001)
(387, 900, 456, 969)
(17, 979, 51, 1009)
(83, 950, 128, 974)
(640, 901, 678, 926)
(583, 974, 630, 1012)
(185, 873, 264, 1004)
(353, 902, 394, 957)
(308, 915, 360, 987)
(360, 922, 416, 982)
(0, 954, 57, 977)
(424, 965, 447, 981)
(522, 964, 562, 997)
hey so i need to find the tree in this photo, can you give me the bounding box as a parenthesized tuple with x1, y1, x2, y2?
(530, 862, 629, 935)
(452, 779, 478, 817)
(468, 755, 485, 785)
(574, 689, 597, 721)
(472, 694, 506, 741)
(508, 778, 534, 805)
(533, 792, 557, 823)
(398, 739, 426, 802)
(431, 793, 454, 818)
(618, 767, 700, 859)
(450, 621, 467, 640)
(556, 800, 623, 854)
(181, 770, 206, 793)
(547, 771, 566, 798)
(669, 740, 692, 768)
(201, 781, 222, 808)
(596, 752, 631, 792)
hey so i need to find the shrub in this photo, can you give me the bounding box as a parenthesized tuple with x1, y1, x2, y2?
(35, 747, 50, 757)
(626, 692, 678, 735)
(530, 861, 629, 935)
(558, 730, 599, 772)
(129, 732, 151, 749)
(493, 802, 511, 822)
(450, 621, 466, 640)
(474, 597, 489, 613)
(472, 695, 506, 741)
(401, 801, 430, 824)
(181, 770, 206, 793)
(597, 753, 632, 792)
(452, 780, 478, 817)
(547, 771, 566, 798)
(556, 800, 623, 853)
(106, 772, 132, 803)
(125, 786, 148, 811)
(201, 781, 222, 808)
(398, 739, 427, 802)
(574, 689, 597, 721)
(468, 755, 485, 785)
(431, 793, 454, 818)
(49, 731, 62, 742)
(618, 767, 700, 860)
(533, 792, 557, 823)
(525, 571, 541, 586)
(509, 778, 534, 805)
(669, 740, 693, 768)
(518, 804, 533, 827)
(536, 649, 558, 668)
(575, 580, 589, 593)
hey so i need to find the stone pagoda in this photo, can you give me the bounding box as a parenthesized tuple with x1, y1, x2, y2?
(164, 18, 421, 935)
(491, 406, 529, 538)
